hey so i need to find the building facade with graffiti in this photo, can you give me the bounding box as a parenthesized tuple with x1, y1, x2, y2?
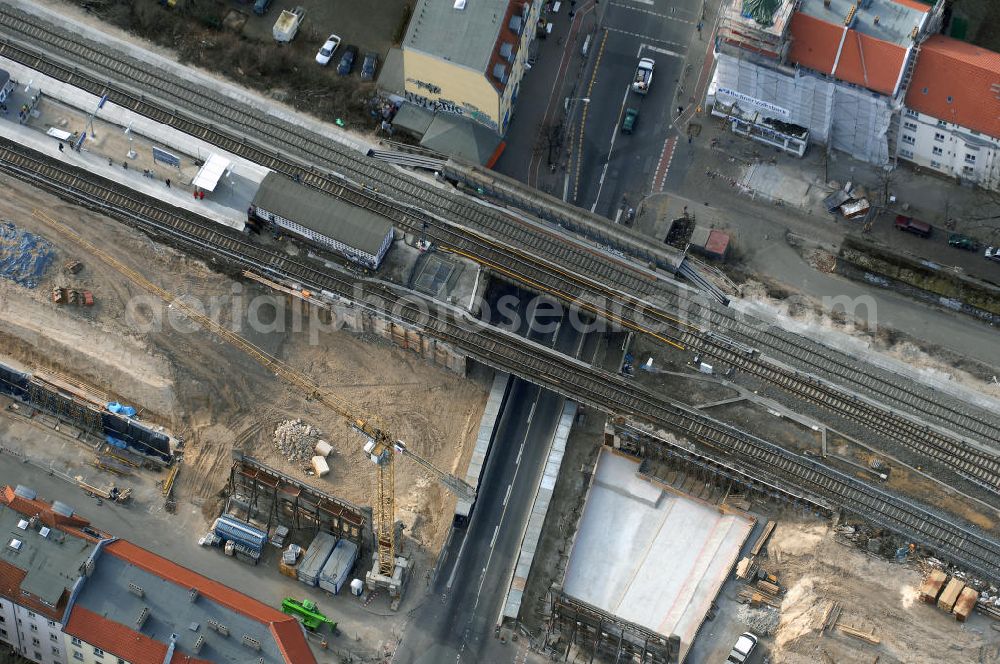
(402, 0, 540, 135)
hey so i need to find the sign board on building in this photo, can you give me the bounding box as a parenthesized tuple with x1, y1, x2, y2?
(717, 87, 790, 118)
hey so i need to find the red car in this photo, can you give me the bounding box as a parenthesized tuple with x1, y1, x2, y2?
(894, 215, 932, 238)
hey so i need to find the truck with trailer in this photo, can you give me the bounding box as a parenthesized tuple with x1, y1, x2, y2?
(273, 6, 305, 43)
(632, 58, 654, 94)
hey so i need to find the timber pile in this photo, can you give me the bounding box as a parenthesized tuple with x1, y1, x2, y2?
(838, 624, 880, 645)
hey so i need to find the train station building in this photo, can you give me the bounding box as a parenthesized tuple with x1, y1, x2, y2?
(250, 173, 395, 270)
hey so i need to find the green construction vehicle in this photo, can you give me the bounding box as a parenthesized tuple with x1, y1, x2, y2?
(281, 597, 337, 632)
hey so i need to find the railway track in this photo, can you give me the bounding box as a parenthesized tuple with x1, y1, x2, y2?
(0, 10, 997, 476)
(1, 137, 998, 583)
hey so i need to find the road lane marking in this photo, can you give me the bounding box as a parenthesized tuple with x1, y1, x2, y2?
(605, 26, 686, 50)
(641, 43, 686, 58)
(652, 136, 677, 192)
(446, 530, 471, 589)
(572, 28, 609, 202)
(490, 525, 500, 548)
(591, 85, 632, 213)
(503, 483, 512, 506)
(611, 2, 696, 23)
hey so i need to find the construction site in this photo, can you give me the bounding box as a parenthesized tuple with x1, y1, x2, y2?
(0, 1, 998, 663)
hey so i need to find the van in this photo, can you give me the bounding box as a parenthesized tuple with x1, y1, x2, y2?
(894, 215, 932, 238)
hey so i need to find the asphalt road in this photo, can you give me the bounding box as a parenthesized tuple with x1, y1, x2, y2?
(569, 0, 703, 217)
(393, 294, 585, 664)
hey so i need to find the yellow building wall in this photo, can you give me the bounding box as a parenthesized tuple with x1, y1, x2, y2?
(402, 49, 500, 129)
(64, 634, 130, 664)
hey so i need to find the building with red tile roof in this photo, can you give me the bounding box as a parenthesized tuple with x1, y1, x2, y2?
(897, 34, 1000, 189)
(0, 485, 317, 664)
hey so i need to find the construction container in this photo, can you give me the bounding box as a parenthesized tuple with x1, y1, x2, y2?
(315, 440, 333, 457)
(953, 587, 978, 622)
(938, 577, 965, 612)
(318, 539, 358, 595)
(283, 544, 302, 565)
(279, 559, 299, 578)
(919, 570, 948, 603)
(213, 515, 267, 552)
(311, 455, 330, 477)
(350, 579, 364, 596)
(297, 532, 338, 587)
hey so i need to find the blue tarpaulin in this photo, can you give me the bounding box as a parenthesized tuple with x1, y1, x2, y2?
(105, 435, 128, 449)
(0, 222, 55, 288)
(107, 402, 137, 417)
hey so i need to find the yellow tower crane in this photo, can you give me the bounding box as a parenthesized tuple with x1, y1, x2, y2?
(32, 209, 475, 602)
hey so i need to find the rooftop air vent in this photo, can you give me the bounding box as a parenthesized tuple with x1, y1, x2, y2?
(135, 606, 149, 629)
(241, 634, 262, 651)
(16, 520, 28, 531)
(189, 588, 199, 603)
(39, 527, 50, 538)
(193, 635, 205, 654)
(454, 0, 466, 8)
(128, 582, 145, 598)
(13, 486, 36, 501)
(8, 539, 22, 552)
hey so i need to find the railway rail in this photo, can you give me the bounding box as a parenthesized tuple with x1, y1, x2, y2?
(1, 137, 998, 583)
(0, 10, 998, 472)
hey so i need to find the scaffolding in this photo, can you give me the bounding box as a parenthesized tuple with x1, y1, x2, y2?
(226, 453, 368, 548)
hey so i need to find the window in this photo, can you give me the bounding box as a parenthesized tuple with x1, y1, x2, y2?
(31, 637, 39, 646)
(50, 633, 58, 642)
(947, 96, 953, 104)
(26, 611, 35, 618)
(932, 146, 943, 156)
(0, 616, 5, 623)
(899, 148, 913, 159)
(46, 620, 55, 628)
(901, 134, 915, 145)
(29, 623, 37, 632)
(905, 108, 918, 118)
(33, 652, 41, 662)
(937, 119, 947, 127)
(52, 647, 60, 656)
(118, 659, 125, 664)
(934, 132, 945, 142)
(903, 121, 917, 131)
(963, 165, 974, 175)
(94, 647, 105, 657)
(73, 652, 84, 662)
(931, 160, 942, 169)
(0, 629, 7, 638)
(965, 154, 976, 164)
(71, 637, 82, 646)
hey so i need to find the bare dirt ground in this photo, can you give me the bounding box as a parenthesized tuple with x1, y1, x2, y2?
(0, 171, 488, 557)
(764, 519, 993, 664)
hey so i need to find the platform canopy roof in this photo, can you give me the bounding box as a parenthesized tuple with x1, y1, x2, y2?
(191, 153, 231, 192)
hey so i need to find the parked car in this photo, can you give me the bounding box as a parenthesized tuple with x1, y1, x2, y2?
(361, 52, 379, 81)
(621, 107, 638, 134)
(315, 34, 341, 65)
(337, 45, 359, 75)
(894, 214, 932, 238)
(726, 632, 758, 664)
(253, 0, 273, 16)
(948, 233, 979, 251)
(986, 246, 1000, 263)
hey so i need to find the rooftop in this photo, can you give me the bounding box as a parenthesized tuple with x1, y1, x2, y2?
(788, 11, 909, 95)
(252, 173, 393, 256)
(905, 34, 1000, 139)
(65, 539, 315, 664)
(403, 0, 522, 80)
(797, 0, 929, 46)
(0, 486, 100, 619)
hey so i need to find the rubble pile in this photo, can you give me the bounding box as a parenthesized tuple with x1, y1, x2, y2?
(273, 419, 323, 462)
(737, 603, 779, 636)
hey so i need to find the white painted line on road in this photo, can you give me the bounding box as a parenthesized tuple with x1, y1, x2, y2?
(642, 43, 686, 58)
(611, 2, 697, 24)
(490, 525, 500, 548)
(628, 0, 654, 5)
(591, 86, 632, 213)
(526, 400, 538, 426)
(515, 442, 524, 466)
(605, 27, 687, 50)
(503, 483, 512, 506)
(446, 530, 471, 590)
(614, 207, 623, 224)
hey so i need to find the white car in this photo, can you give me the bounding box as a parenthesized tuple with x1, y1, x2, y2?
(726, 632, 758, 663)
(315, 34, 341, 65)
(986, 246, 1000, 263)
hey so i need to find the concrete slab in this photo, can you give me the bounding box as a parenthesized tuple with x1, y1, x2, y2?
(563, 449, 754, 662)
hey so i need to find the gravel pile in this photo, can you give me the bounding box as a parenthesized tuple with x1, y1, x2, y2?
(273, 419, 322, 462)
(737, 603, 779, 636)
